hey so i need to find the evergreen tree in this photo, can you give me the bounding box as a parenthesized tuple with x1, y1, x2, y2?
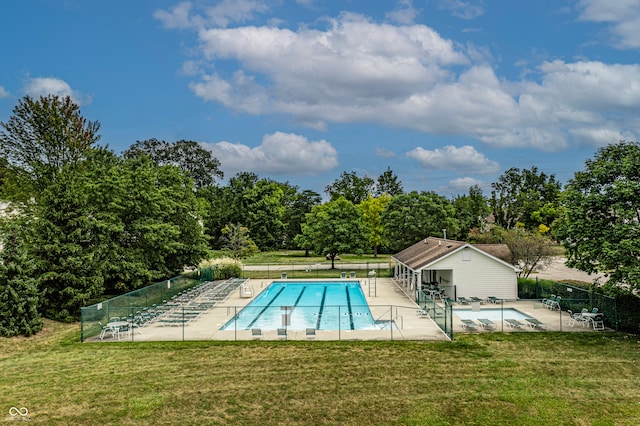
(0, 220, 43, 337)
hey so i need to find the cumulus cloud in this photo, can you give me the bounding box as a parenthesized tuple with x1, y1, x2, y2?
(0, 86, 9, 98)
(406, 145, 499, 174)
(157, 4, 640, 152)
(23, 77, 90, 105)
(577, 0, 640, 49)
(202, 131, 338, 176)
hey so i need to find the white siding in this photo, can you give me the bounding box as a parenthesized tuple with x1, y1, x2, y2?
(430, 248, 517, 300)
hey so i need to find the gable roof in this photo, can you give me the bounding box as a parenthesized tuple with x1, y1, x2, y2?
(392, 236, 515, 271)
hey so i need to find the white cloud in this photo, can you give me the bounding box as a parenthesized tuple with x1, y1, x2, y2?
(406, 145, 499, 174)
(448, 177, 484, 191)
(435, 0, 486, 20)
(386, 0, 419, 25)
(202, 131, 338, 176)
(159, 6, 640, 152)
(375, 148, 396, 158)
(577, 0, 640, 49)
(154, 0, 269, 29)
(0, 86, 9, 98)
(23, 77, 90, 105)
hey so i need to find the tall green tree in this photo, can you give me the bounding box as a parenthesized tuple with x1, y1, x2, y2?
(30, 162, 108, 321)
(325, 171, 375, 204)
(0, 220, 43, 336)
(453, 185, 491, 238)
(382, 191, 460, 252)
(375, 167, 404, 196)
(554, 141, 640, 288)
(295, 197, 368, 269)
(219, 223, 259, 259)
(98, 153, 210, 292)
(490, 166, 561, 230)
(243, 179, 286, 250)
(359, 193, 392, 257)
(0, 95, 100, 195)
(283, 188, 321, 250)
(124, 138, 223, 189)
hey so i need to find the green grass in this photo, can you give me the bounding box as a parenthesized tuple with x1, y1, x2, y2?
(2, 321, 640, 425)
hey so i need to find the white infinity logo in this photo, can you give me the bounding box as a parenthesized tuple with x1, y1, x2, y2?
(9, 406, 29, 417)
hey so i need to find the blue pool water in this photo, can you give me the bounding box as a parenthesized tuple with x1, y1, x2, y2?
(222, 281, 377, 331)
(454, 308, 532, 321)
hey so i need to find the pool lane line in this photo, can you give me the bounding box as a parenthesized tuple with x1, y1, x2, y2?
(315, 286, 328, 330)
(345, 285, 355, 330)
(246, 286, 286, 329)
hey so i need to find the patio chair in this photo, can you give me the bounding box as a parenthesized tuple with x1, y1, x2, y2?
(460, 319, 478, 330)
(457, 297, 470, 304)
(305, 328, 316, 339)
(504, 319, 526, 329)
(416, 307, 430, 318)
(251, 328, 262, 340)
(591, 314, 605, 331)
(98, 322, 117, 340)
(525, 318, 547, 330)
(477, 318, 496, 329)
(567, 310, 581, 327)
(486, 296, 500, 304)
(470, 297, 484, 304)
(277, 328, 288, 340)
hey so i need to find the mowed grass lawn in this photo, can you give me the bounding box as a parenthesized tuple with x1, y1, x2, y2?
(1, 321, 640, 425)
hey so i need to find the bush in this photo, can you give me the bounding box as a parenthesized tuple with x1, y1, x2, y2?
(199, 257, 242, 281)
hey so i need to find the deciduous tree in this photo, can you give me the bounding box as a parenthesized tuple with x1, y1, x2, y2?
(359, 193, 392, 257)
(554, 141, 640, 288)
(490, 166, 561, 230)
(0, 95, 100, 194)
(296, 197, 368, 268)
(124, 138, 223, 189)
(325, 171, 374, 204)
(382, 191, 459, 252)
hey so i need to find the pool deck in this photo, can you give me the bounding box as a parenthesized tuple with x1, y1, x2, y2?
(104, 278, 606, 342)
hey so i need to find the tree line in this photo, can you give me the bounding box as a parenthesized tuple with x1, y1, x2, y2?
(1, 95, 639, 336)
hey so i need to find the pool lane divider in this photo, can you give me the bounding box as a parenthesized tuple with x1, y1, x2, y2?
(315, 286, 328, 330)
(345, 285, 355, 330)
(246, 286, 286, 329)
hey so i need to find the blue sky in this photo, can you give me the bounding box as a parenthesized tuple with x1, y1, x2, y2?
(1, 0, 639, 197)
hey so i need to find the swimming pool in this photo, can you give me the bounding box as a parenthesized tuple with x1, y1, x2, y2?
(453, 308, 532, 321)
(222, 281, 378, 331)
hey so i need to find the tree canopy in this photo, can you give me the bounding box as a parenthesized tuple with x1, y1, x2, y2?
(554, 141, 640, 289)
(382, 191, 459, 252)
(124, 138, 223, 190)
(490, 166, 561, 230)
(0, 95, 100, 196)
(296, 197, 368, 268)
(325, 170, 375, 204)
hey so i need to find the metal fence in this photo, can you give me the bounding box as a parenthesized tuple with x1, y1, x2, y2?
(80, 272, 203, 342)
(85, 303, 446, 342)
(241, 262, 393, 280)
